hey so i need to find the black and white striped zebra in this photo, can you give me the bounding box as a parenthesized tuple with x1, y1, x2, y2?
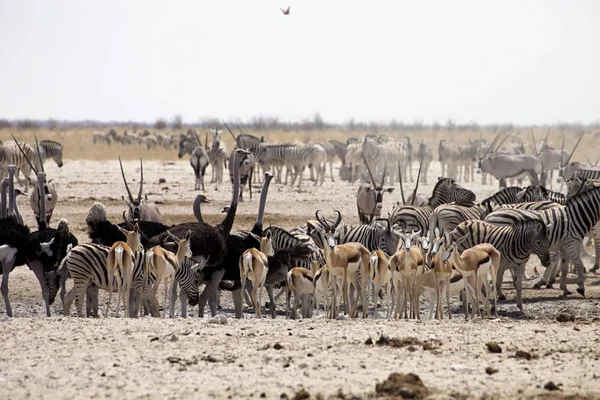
(257, 143, 295, 184)
(560, 161, 600, 182)
(389, 177, 476, 234)
(264, 226, 318, 269)
(37, 140, 64, 168)
(283, 143, 327, 187)
(485, 185, 600, 298)
(448, 219, 552, 311)
(438, 140, 463, 181)
(479, 186, 523, 217)
(428, 201, 483, 241)
(207, 129, 227, 184)
(0, 141, 40, 190)
(517, 185, 566, 204)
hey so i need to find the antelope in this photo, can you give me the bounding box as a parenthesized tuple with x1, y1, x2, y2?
(389, 230, 427, 319)
(106, 224, 142, 317)
(441, 237, 500, 319)
(420, 231, 453, 320)
(285, 267, 315, 319)
(145, 230, 192, 317)
(310, 250, 330, 316)
(239, 233, 274, 318)
(356, 153, 394, 224)
(316, 212, 371, 318)
(119, 156, 162, 223)
(369, 249, 392, 318)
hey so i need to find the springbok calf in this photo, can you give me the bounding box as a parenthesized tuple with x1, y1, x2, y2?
(285, 267, 315, 319)
(369, 250, 392, 318)
(317, 226, 371, 319)
(145, 230, 192, 317)
(441, 237, 500, 319)
(239, 233, 274, 318)
(106, 224, 142, 317)
(389, 230, 427, 320)
(310, 250, 330, 315)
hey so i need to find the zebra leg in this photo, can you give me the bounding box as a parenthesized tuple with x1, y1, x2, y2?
(267, 286, 277, 319)
(496, 263, 508, 301)
(64, 286, 77, 316)
(592, 224, 600, 272)
(564, 243, 586, 296)
(170, 279, 178, 318)
(514, 264, 526, 311)
(233, 287, 244, 319)
(330, 162, 335, 182)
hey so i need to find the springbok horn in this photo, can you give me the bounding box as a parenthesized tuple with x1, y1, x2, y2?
(118, 156, 134, 202)
(361, 152, 377, 187)
(122, 211, 134, 228)
(564, 131, 585, 166)
(398, 162, 406, 204)
(138, 158, 144, 201)
(222, 122, 238, 146)
(10, 134, 38, 175)
(315, 210, 331, 231)
(166, 230, 179, 242)
(410, 160, 423, 205)
(34, 134, 45, 173)
(331, 210, 342, 230)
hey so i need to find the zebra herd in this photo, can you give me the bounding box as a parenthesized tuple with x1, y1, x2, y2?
(92, 129, 180, 150)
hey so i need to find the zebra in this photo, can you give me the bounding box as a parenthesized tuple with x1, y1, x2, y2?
(561, 162, 600, 182)
(448, 219, 552, 311)
(516, 185, 566, 204)
(389, 177, 476, 234)
(310, 141, 337, 182)
(415, 140, 433, 184)
(362, 136, 403, 185)
(37, 140, 64, 168)
(427, 201, 483, 244)
(479, 186, 524, 217)
(207, 129, 228, 184)
(257, 143, 296, 184)
(485, 185, 600, 298)
(438, 140, 462, 181)
(0, 141, 40, 191)
(336, 219, 401, 256)
(460, 139, 486, 183)
(264, 226, 317, 269)
(178, 137, 210, 191)
(92, 131, 111, 145)
(279, 142, 327, 188)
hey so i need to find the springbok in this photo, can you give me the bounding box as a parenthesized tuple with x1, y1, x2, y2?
(239, 233, 274, 318)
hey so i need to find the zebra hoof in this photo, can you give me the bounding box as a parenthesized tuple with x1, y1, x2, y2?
(533, 282, 544, 289)
(546, 282, 554, 289)
(560, 290, 572, 297)
(498, 294, 507, 301)
(577, 288, 585, 297)
(591, 265, 599, 273)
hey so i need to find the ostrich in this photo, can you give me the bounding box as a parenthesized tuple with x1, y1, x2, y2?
(149, 149, 249, 279)
(195, 172, 274, 318)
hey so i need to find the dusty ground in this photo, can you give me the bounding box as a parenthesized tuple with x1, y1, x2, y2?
(1, 159, 600, 399)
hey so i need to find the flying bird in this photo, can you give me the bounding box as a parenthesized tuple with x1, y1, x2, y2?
(281, 6, 290, 15)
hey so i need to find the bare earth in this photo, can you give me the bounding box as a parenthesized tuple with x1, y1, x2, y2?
(1, 159, 600, 400)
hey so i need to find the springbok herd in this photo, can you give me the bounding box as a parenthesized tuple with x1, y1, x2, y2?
(2, 126, 600, 322)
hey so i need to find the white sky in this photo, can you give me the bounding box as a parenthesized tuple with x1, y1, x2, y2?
(1, 1, 599, 124)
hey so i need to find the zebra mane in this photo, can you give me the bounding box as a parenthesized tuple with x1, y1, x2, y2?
(264, 226, 311, 246)
(39, 139, 63, 148)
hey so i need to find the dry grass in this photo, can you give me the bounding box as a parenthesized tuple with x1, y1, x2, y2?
(1, 126, 597, 162)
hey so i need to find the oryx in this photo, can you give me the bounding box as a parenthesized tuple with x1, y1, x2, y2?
(119, 157, 162, 223)
(356, 153, 394, 225)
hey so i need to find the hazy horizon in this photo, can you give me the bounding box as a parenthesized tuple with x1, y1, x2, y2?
(1, 1, 599, 125)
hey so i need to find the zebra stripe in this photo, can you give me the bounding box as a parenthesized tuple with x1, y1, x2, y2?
(264, 226, 317, 269)
(337, 223, 399, 256)
(428, 202, 483, 239)
(517, 185, 566, 205)
(389, 177, 476, 233)
(449, 219, 552, 310)
(480, 186, 523, 215)
(38, 140, 64, 167)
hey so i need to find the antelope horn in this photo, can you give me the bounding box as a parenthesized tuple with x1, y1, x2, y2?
(118, 156, 134, 202)
(493, 130, 511, 153)
(398, 162, 406, 204)
(10, 134, 38, 175)
(192, 129, 202, 147)
(541, 128, 551, 153)
(34, 134, 45, 173)
(331, 210, 342, 230)
(166, 230, 179, 242)
(138, 157, 143, 201)
(380, 164, 387, 187)
(530, 128, 538, 156)
(315, 210, 331, 231)
(480, 128, 503, 160)
(584, 152, 593, 166)
(222, 122, 238, 146)
(361, 152, 377, 186)
(564, 131, 585, 166)
(122, 211, 134, 228)
(237, 122, 248, 149)
(410, 160, 423, 205)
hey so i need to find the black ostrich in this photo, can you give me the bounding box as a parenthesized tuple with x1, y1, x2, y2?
(195, 171, 274, 318)
(149, 148, 248, 278)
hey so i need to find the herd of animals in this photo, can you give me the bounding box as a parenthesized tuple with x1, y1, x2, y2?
(2, 125, 600, 321)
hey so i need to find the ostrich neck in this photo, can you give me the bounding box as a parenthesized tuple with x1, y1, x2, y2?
(254, 174, 273, 232)
(221, 151, 242, 237)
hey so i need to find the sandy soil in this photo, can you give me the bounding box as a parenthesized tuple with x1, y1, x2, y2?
(1, 159, 600, 399)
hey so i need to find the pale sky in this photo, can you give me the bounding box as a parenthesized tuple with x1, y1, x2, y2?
(1, 1, 599, 125)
